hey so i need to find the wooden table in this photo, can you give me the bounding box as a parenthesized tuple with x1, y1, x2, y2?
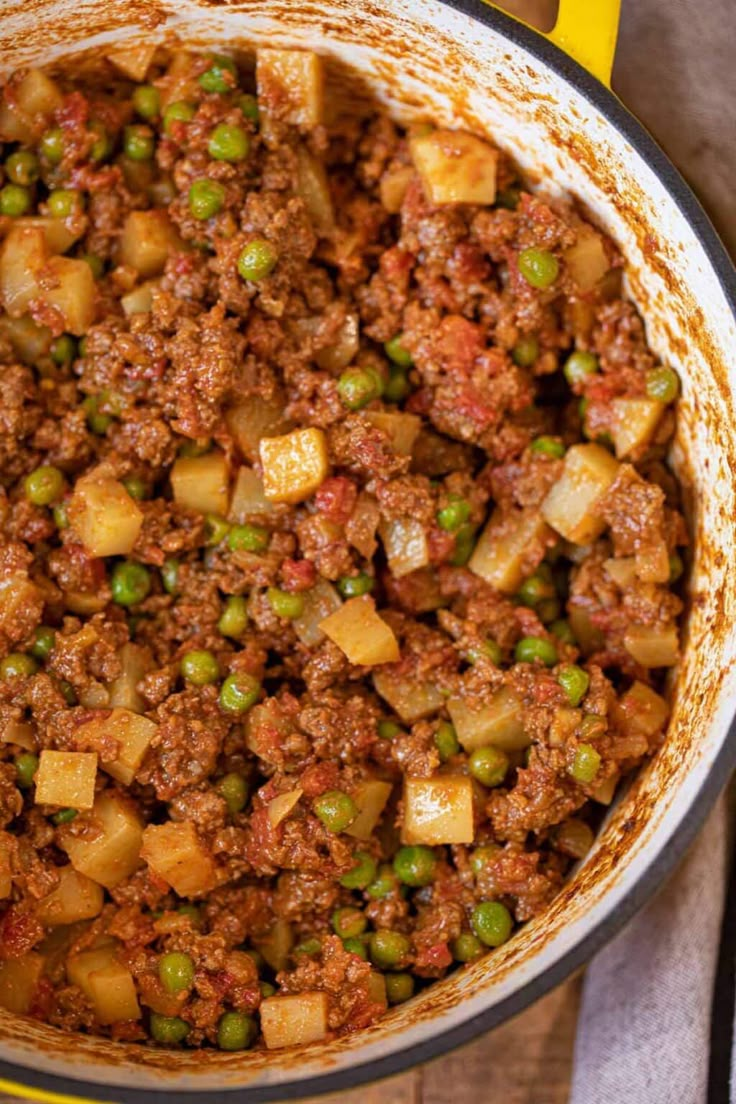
(2, 1, 732, 1102)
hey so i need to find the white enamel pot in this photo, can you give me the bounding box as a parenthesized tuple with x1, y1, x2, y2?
(0, 1, 735, 1100)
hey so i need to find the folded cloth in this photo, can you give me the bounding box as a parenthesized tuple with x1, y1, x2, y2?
(570, 793, 731, 1104)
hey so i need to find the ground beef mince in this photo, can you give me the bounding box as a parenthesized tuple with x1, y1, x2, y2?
(0, 46, 685, 1053)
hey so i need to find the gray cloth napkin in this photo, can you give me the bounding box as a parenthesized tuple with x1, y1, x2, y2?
(570, 794, 731, 1104)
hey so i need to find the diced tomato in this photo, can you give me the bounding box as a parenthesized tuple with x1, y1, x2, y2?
(314, 476, 357, 525)
(281, 558, 317, 593)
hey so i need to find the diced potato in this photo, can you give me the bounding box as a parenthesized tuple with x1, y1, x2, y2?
(44, 256, 96, 335)
(568, 605, 605, 656)
(614, 680, 669, 740)
(448, 688, 527, 752)
(345, 494, 380, 559)
(410, 130, 498, 205)
(64, 591, 108, 616)
(564, 227, 610, 292)
(296, 146, 334, 234)
(623, 624, 678, 668)
(364, 411, 421, 457)
(1, 718, 35, 751)
(0, 954, 45, 1015)
(372, 669, 445, 724)
(469, 508, 551, 595)
(0, 570, 42, 641)
(379, 518, 429, 579)
(36, 866, 104, 926)
(319, 596, 400, 666)
(15, 215, 83, 255)
(635, 542, 670, 584)
(108, 643, 153, 714)
(548, 707, 582, 747)
(0, 315, 52, 364)
(226, 396, 289, 463)
(34, 751, 97, 810)
(257, 49, 324, 132)
(67, 941, 117, 996)
(541, 444, 620, 544)
(402, 776, 474, 845)
(121, 280, 158, 317)
(120, 210, 181, 277)
(0, 226, 46, 315)
(260, 991, 328, 1049)
(293, 579, 342, 647)
(228, 466, 273, 521)
(345, 780, 393, 839)
(59, 791, 144, 889)
(367, 971, 388, 1009)
(76, 708, 157, 786)
(88, 963, 141, 1024)
(106, 42, 157, 81)
(590, 773, 618, 805)
(171, 451, 229, 516)
(610, 398, 665, 459)
(0, 833, 13, 899)
(260, 427, 328, 504)
(253, 918, 294, 972)
(68, 474, 143, 557)
(267, 789, 303, 828)
(0, 70, 62, 141)
(380, 166, 414, 214)
(159, 51, 199, 108)
(604, 556, 637, 588)
(312, 313, 359, 373)
(140, 821, 216, 897)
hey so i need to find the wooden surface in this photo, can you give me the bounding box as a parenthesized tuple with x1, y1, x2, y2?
(2, 1, 732, 1102)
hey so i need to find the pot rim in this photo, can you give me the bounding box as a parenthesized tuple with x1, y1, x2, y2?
(1, 2, 735, 1100)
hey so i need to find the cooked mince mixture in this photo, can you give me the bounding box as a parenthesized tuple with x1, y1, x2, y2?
(0, 46, 686, 1051)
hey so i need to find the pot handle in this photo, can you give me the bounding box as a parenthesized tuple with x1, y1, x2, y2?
(488, 0, 622, 87)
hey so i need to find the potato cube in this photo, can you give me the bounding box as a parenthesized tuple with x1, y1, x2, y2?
(1, 718, 35, 752)
(469, 508, 551, 595)
(364, 412, 421, 457)
(0, 570, 42, 642)
(614, 680, 669, 740)
(260, 427, 328, 504)
(541, 444, 620, 544)
(260, 991, 328, 1049)
(59, 791, 144, 889)
(106, 42, 157, 81)
(34, 751, 97, 810)
(410, 130, 498, 205)
(373, 669, 445, 724)
(319, 596, 400, 666)
(448, 688, 527, 752)
(15, 215, 83, 255)
(257, 49, 324, 131)
(380, 166, 414, 214)
(87, 962, 141, 1024)
(253, 918, 293, 972)
(0, 315, 52, 365)
(225, 396, 289, 464)
(120, 210, 181, 277)
(345, 779, 393, 839)
(0, 226, 46, 315)
(121, 280, 158, 317)
(0, 69, 62, 141)
(635, 542, 670, 584)
(296, 146, 334, 235)
(603, 556, 637, 588)
(76, 708, 157, 786)
(267, 789, 303, 828)
(43, 257, 96, 335)
(623, 624, 678, 668)
(140, 821, 216, 897)
(293, 578, 342, 647)
(68, 474, 143, 558)
(402, 776, 474, 845)
(108, 643, 153, 714)
(564, 228, 610, 292)
(36, 866, 104, 926)
(228, 466, 274, 521)
(67, 941, 117, 996)
(171, 451, 229, 516)
(379, 518, 429, 578)
(367, 971, 388, 1009)
(568, 604, 605, 656)
(0, 953, 45, 1014)
(610, 398, 665, 459)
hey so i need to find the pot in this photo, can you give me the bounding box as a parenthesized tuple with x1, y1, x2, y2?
(1, 1, 735, 1100)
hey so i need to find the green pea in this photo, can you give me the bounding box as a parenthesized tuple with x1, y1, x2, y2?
(5, 150, 39, 186)
(384, 367, 410, 403)
(294, 937, 323, 958)
(511, 336, 539, 367)
(579, 713, 606, 741)
(469, 746, 509, 788)
(39, 127, 65, 164)
(260, 981, 276, 997)
(88, 122, 112, 163)
(518, 248, 559, 290)
(53, 503, 69, 530)
(48, 189, 82, 218)
(82, 395, 111, 435)
(530, 435, 565, 459)
(437, 496, 471, 533)
(646, 366, 679, 403)
(227, 524, 269, 553)
(150, 1013, 189, 1045)
(159, 951, 195, 994)
(237, 93, 259, 124)
(189, 178, 225, 220)
(204, 514, 231, 546)
(550, 619, 576, 645)
(111, 562, 151, 608)
(237, 238, 277, 281)
(313, 789, 356, 833)
(517, 568, 555, 607)
(30, 626, 56, 661)
(369, 930, 410, 969)
(450, 523, 477, 566)
(337, 366, 383, 410)
(569, 743, 601, 784)
(217, 771, 249, 814)
(219, 672, 261, 714)
(181, 649, 220, 686)
(470, 901, 513, 947)
(564, 350, 599, 387)
(496, 186, 520, 210)
(332, 907, 367, 940)
(669, 551, 684, 582)
(452, 932, 484, 962)
(24, 464, 64, 506)
(82, 253, 104, 280)
(538, 597, 561, 624)
(122, 476, 146, 501)
(178, 903, 202, 927)
(393, 845, 436, 887)
(470, 845, 499, 877)
(50, 334, 77, 366)
(514, 636, 557, 666)
(123, 124, 155, 162)
(337, 573, 374, 599)
(367, 864, 401, 900)
(208, 123, 249, 162)
(340, 851, 377, 890)
(384, 334, 412, 367)
(386, 972, 415, 1004)
(266, 587, 304, 620)
(14, 752, 39, 789)
(52, 807, 78, 826)
(218, 595, 248, 637)
(557, 664, 590, 707)
(467, 639, 502, 666)
(434, 721, 459, 762)
(0, 183, 31, 217)
(163, 101, 195, 135)
(217, 1011, 256, 1051)
(377, 720, 402, 741)
(1, 653, 38, 680)
(342, 937, 368, 960)
(199, 55, 238, 94)
(58, 679, 76, 705)
(161, 558, 179, 596)
(133, 84, 160, 120)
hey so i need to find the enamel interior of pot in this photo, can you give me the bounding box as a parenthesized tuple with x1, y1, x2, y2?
(0, 0, 734, 1092)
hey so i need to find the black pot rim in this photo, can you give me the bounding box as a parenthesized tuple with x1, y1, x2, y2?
(2, 3, 736, 1101)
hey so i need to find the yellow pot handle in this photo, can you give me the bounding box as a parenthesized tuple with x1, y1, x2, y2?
(486, 0, 622, 87)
